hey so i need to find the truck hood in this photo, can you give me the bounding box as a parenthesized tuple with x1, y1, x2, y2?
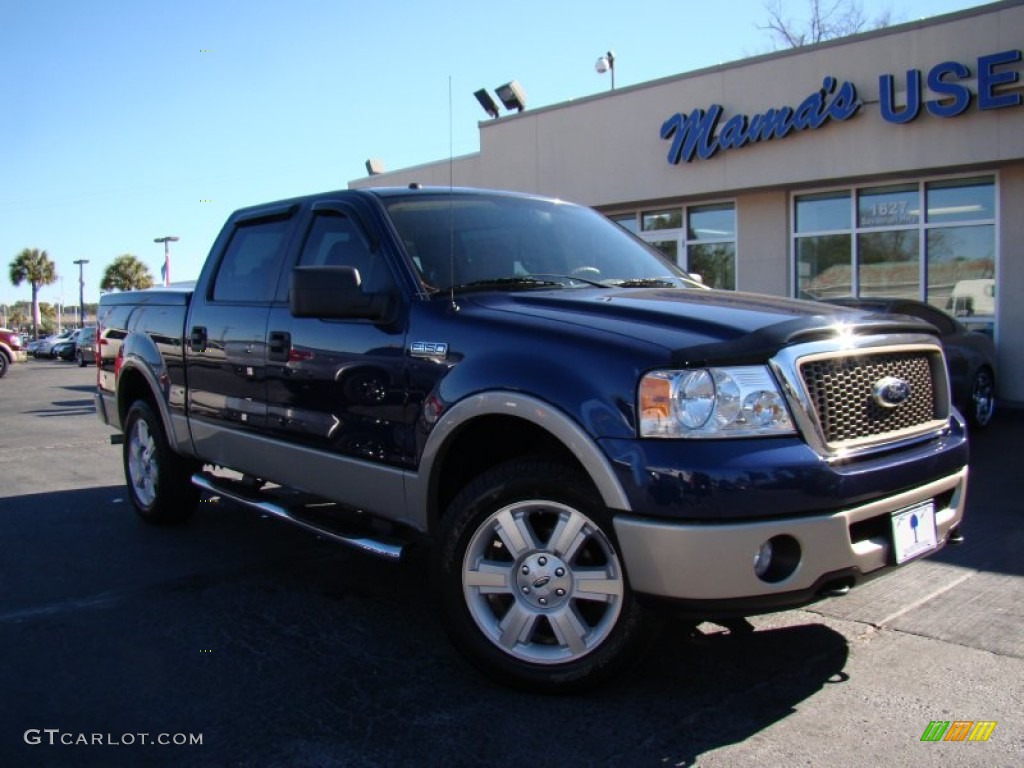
(469, 288, 934, 364)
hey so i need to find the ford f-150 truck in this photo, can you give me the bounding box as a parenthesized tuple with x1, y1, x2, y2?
(96, 186, 968, 691)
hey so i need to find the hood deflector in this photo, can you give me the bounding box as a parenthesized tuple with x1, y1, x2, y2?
(671, 315, 935, 367)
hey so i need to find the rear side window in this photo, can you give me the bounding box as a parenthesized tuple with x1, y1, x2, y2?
(213, 218, 291, 302)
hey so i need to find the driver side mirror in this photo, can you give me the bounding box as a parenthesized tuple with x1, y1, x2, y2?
(290, 266, 393, 322)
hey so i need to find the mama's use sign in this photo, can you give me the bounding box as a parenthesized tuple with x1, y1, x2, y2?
(660, 49, 1022, 164)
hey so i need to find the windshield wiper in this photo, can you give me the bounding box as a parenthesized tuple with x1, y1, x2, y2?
(449, 277, 565, 293)
(612, 277, 680, 288)
(528, 273, 610, 288)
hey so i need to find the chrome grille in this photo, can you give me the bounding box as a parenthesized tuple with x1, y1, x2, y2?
(799, 351, 941, 448)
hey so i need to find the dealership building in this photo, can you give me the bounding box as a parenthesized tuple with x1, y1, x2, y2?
(352, 0, 1024, 407)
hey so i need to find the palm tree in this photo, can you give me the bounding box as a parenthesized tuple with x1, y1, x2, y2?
(101, 254, 154, 292)
(9, 247, 58, 340)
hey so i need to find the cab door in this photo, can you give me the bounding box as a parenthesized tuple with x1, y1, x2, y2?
(187, 208, 296, 453)
(264, 201, 413, 468)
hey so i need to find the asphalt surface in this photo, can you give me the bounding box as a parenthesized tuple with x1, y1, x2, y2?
(0, 359, 1021, 767)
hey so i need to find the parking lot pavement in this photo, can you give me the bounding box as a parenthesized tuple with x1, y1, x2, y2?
(0, 359, 1021, 767)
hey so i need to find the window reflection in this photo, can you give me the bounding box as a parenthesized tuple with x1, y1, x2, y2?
(796, 234, 851, 299)
(858, 230, 920, 299)
(794, 176, 996, 335)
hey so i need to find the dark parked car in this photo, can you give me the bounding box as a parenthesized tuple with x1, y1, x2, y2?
(52, 327, 96, 364)
(824, 297, 997, 428)
(75, 326, 97, 367)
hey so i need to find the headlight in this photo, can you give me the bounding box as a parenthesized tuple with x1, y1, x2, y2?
(639, 366, 795, 438)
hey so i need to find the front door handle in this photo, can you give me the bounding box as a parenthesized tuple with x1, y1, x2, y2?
(268, 331, 291, 362)
(190, 326, 207, 353)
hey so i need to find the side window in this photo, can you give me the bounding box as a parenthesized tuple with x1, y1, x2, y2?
(298, 212, 394, 293)
(212, 218, 291, 302)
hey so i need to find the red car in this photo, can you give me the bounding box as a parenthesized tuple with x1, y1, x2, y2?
(0, 328, 28, 378)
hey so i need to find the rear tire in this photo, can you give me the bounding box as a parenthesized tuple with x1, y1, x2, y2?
(77, 350, 86, 367)
(434, 457, 654, 692)
(122, 400, 199, 524)
(0, 352, 8, 378)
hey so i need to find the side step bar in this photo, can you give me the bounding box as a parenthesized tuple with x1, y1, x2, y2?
(191, 473, 405, 561)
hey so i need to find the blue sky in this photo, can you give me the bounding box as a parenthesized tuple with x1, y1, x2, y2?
(0, 0, 989, 309)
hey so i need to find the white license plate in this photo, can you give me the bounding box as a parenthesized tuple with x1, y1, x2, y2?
(891, 500, 938, 564)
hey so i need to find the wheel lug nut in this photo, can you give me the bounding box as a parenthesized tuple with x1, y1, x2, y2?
(521, 565, 529, 574)
(555, 567, 565, 577)
(556, 588, 565, 597)
(538, 556, 547, 566)
(521, 586, 530, 594)
(539, 598, 547, 605)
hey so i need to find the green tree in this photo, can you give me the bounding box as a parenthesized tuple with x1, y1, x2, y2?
(101, 254, 154, 292)
(9, 247, 58, 340)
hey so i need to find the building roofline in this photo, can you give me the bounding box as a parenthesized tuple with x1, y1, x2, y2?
(478, 0, 1021, 126)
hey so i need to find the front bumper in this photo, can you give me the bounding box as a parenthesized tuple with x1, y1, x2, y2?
(613, 466, 967, 609)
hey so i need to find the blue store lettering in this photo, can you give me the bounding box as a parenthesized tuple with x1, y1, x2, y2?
(878, 49, 1021, 124)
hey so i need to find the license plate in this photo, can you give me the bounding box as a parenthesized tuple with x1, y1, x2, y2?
(891, 500, 938, 564)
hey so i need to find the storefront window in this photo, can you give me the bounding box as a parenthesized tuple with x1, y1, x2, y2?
(687, 204, 735, 241)
(796, 191, 850, 233)
(637, 202, 737, 290)
(927, 225, 995, 324)
(686, 204, 736, 289)
(796, 234, 851, 299)
(926, 176, 995, 223)
(641, 209, 682, 231)
(857, 231, 920, 299)
(610, 214, 639, 233)
(858, 184, 919, 228)
(689, 243, 736, 290)
(793, 175, 996, 332)
(648, 240, 679, 263)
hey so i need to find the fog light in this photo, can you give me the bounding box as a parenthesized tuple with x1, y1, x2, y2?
(752, 534, 801, 583)
(753, 540, 773, 578)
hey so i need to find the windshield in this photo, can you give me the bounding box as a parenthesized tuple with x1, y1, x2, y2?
(382, 193, 701, 294)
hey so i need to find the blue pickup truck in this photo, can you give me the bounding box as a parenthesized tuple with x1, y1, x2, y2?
(96, 186, 968, 691)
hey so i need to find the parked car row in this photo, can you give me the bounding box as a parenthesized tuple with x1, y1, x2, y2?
(24, 327, 97, 366)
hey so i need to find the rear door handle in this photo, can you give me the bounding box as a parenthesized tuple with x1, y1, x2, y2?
(268, 331, 291, 362)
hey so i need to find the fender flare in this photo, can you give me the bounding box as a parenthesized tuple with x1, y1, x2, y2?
(407, 391, 633, 530)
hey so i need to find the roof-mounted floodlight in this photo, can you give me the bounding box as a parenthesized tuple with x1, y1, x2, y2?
(474, 89, 501, 119)
(495, 81, 527, 113)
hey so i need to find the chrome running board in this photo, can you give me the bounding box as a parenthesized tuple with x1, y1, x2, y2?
(191, 472, 405, 561)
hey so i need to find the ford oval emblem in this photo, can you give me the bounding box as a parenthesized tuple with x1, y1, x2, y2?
(873, 376, 911, 408)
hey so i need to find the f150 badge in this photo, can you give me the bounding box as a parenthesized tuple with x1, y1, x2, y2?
(410, 341, 449, 360)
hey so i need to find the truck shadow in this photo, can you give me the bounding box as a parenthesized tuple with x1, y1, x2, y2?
(930, 409, 1024, 578)
(0, 485, 850, 767)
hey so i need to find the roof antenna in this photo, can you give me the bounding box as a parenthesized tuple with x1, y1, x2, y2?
(448, 75, 459, 313)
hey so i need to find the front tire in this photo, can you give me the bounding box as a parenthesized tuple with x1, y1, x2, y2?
(77, 350, 86, 367)
(122, 400, 199, 524)
(434, 457, 653, 692)
(0, 352, 8, 378)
